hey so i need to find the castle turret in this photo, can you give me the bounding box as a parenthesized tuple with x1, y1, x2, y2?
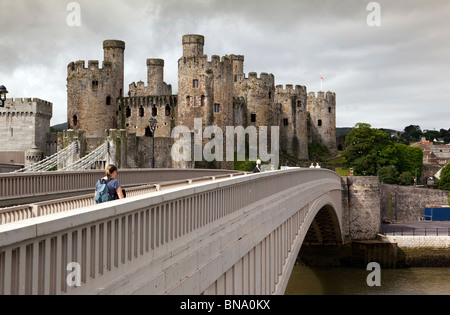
(307, 91, 337, 157)
(275, 84, 309, 160)
(67, 40, 125, 139)
(182, 34, 205, 58)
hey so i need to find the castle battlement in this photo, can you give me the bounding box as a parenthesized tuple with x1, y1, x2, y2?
(275, 84, 307, 95)
(68, 60, 112, 75)
(235, 72, 275, 84)
(179, 54, 232, 70)
(119, 95, 178, 108)
(0, 98, 52, 120)
(307, 91, 336, 103)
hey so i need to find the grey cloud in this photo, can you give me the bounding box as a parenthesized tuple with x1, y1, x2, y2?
(0, 0, 449, 130)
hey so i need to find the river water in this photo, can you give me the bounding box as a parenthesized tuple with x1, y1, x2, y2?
(285, 265, 450, 295)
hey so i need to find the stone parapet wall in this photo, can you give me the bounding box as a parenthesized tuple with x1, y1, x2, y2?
(380, 184, 450, 222)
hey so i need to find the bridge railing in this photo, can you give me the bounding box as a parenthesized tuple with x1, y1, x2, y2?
(0, 173, 248, 225)
(0, 168, 342, 295)
(0, 169, 240, 202)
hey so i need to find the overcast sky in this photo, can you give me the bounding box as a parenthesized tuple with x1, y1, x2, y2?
(1, 0, 449, 131)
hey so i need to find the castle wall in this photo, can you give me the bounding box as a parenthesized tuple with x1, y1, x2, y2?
(275, 85, 308, 160)
(128, 134, 173, 169)
(119, 95, 177, 138)
(233, 72, 276, 129)
(307, 91, 337, 157)
(0, 98, 52, 155)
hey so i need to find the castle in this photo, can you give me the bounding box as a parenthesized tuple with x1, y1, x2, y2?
(0, 97, 56, 171)
(66, 34, 337, 169)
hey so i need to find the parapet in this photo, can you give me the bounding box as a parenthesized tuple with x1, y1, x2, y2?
(67, 59, 112, 75)
(182, 34, 205, 45)
(147, 59, 165, 66)
(119, 95, 178, 107)
(276, 84, 307, 95)
(244, 72, 275, 83)
(307, 91, 336, 103)
(103, 40, 126, 50)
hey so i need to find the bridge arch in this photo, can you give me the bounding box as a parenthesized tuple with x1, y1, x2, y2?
(275, 195, 343, 294)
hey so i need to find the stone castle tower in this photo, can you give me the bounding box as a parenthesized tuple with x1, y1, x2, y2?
(67, 40, 125, 139)
(65, 34, 337, 169)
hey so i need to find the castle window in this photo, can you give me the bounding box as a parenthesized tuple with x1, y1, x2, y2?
(329, 107, 332, 113)
(73, 115, 78, 127)
(201, 95, 205, 107)
(214, 103, 221, 114)
(139, 106, 144, 117)
(165, 105, 171, 116)
(92, 80, 99, 90)
(152, 105, 157, 117)
(251, 113, 256, 123)
(126, 106, 131, 118)
(193, 97, 197, 107)
(193, 79, 199, 88)
(283, 118, 289, 126)
(186, 96, 190, 107)
(106, 96, 111, 105)
(297, 100, 302, 108)
(318, 119, 323, 127)
(269, 91, 272, 99)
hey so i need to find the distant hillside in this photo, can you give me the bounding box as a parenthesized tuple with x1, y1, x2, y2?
(337, 127, 400, 138)
(336, 128, 352, 138)
(50, 122, 67, 132)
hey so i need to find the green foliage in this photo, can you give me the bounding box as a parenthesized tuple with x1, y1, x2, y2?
(388, 194, 393, 219)
(378, 166, 399, 184)
(234, 153, 256, 172)
(398, 171, 413, 186)
(308, 142, 329, 162)
(344, 123, 394, 175)
(344, 123, 423, 185)
(394, 143, 423, 179)
(437, 164, 450, 190)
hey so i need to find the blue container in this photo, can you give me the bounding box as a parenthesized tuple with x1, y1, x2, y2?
(424, 207, 450, 221)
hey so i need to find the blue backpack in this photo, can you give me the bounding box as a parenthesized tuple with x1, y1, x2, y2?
(94, 179, 112, 204)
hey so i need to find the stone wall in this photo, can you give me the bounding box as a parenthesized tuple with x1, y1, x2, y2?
(275, 85, 308, 160)
(380, 184, 450, 222)
(0, 98, 52, 155)
(307, 91, 337, 157)
(342, 176, 381, 240)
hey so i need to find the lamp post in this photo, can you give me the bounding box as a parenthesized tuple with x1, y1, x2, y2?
(148, 117, 157, 168)
(0, 85, 8, 107)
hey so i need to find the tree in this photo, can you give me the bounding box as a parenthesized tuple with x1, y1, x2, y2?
(437, 164, 450, 190)
(398, 171, 414, 186)
(394, 143, 423, 180)
(344, 123, 395, 175)
(378, 166, 399, 184)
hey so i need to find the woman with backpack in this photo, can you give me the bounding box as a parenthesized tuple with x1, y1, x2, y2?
(94, 164, 125, 203)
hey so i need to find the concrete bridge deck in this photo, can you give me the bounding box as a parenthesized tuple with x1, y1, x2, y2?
(0, 168, 344, 295)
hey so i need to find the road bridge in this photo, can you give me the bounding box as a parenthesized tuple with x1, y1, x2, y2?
(0, 168, 343, 295)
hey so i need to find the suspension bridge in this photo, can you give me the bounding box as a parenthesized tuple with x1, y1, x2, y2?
(13, 141, 110, 173)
